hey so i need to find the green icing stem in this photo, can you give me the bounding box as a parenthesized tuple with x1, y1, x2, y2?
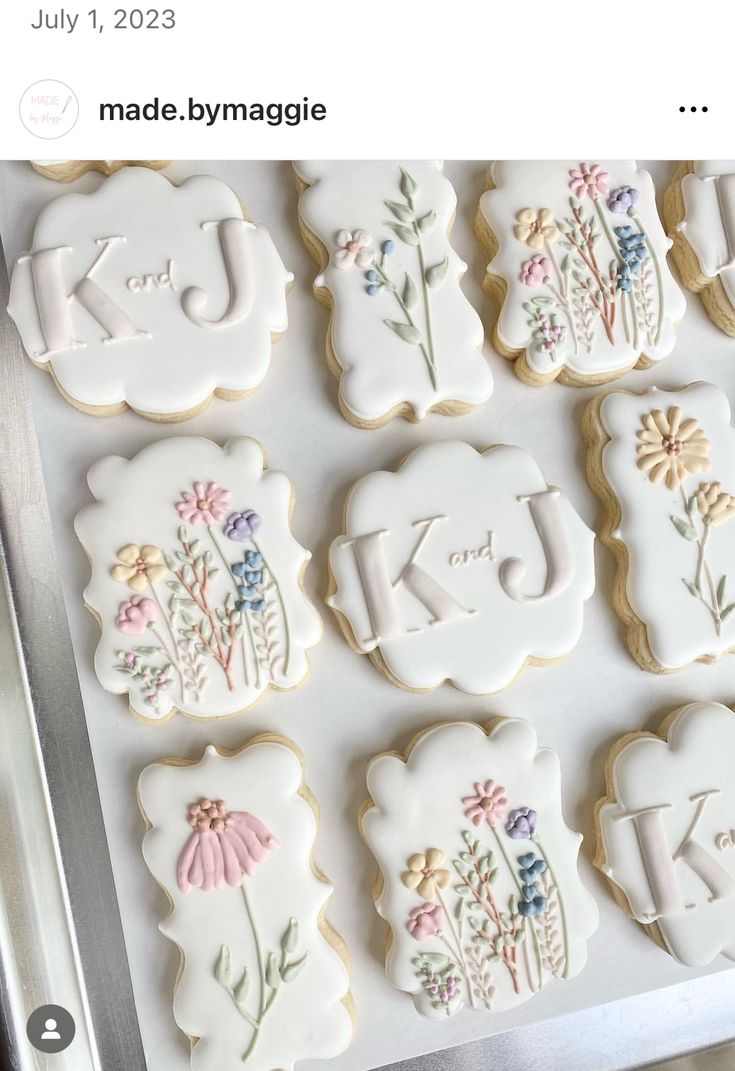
(374, 259, 438, 390)
(491, 826, 543, 986)
(147, 584, 185, 695)
(208, 525, 257, 689)
(532, 834, 570, 979)
(436, 888, 475, 1008)
(251, 539, 291, 676)
(631, 210, 665, 345)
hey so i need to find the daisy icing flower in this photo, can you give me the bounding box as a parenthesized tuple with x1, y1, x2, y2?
(636, 407, 711, 491)
(569, 163, 610, 202)
(176, 482, 232, 525)
(462, 779, 508, 828)
(177, 797, 279, 893)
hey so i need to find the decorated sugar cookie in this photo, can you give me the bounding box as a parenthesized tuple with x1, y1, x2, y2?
(139, 737, 354, 1070)
(74, 437, 321, 721)
(294, 161, 492, 427)
(476, 162, 685, 386)
(596, 701, 735, 967)
(8, 167, 291, 420)
(664, 161, 735, 336)
(361, 718, 598, 1018)
(327, 440, 595, 694)
(31, 159, 170, 181)
(584, 381, 735, 672)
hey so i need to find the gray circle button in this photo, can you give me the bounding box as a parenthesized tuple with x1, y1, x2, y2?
(26, 1004, 75, 1053)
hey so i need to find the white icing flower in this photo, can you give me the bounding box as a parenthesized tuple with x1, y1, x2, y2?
(333, 229, 375, 270)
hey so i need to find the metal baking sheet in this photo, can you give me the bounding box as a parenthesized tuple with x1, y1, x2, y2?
(0, 160, 734, 1071)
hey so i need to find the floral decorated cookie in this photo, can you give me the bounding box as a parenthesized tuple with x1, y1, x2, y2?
(596, 701, 735, 967)
(138, 736, 354, 1070)
(583, 381, 735, 672)
(360, 718, 598, 1018)
(327, 440, 595, 694)
(31, 159, 170, 181)
(74, 437, 321, 721)
(294, 161, 492, 427)
(8, 166, 292, 420)
(664, 161, 735, 336)
(476, 162, 685, 386)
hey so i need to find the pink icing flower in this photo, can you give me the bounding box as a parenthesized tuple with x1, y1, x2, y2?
(176, 482, 232, 526)
(407, 903, 446, 941)
(520, 254, 552, 286)
(116, 595, 158, 635)
(569, 163, 609, 202)
(462, 780, 508, 828)
(177, 797, 279, 893)
(333, 229, 375, 270)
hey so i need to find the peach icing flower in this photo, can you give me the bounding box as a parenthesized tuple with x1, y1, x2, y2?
(401, 848, 451, 900)
(333, 229, 375, 270)
(116, 595, 158, 634)
(636, 407, 711, 491)
(696, 482, 735, 526)
(569, 163, 609, 201)
(111, 544, 167, 591)
(177, 797, 279, 893)
(176, 482, 232, 525)
(514, 208, 559, 249)
(407, 903, 446, 940)
(462, 779, 508, 828)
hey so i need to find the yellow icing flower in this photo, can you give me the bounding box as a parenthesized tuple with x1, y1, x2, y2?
(636, 407, 711, 491)
(401, 848, 451, 901)
(696, 482, 735, 526)
(514, 208, 559, 250)
(111, 544, 167, 591)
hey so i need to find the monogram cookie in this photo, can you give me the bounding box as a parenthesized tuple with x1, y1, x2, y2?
(361, 718, 599, 1018)
(596, 701, 735, 966)
(664, 161, 735, 336)
(327, 440, 595, 694)
(75, 436, 321, 722)
(583, 381, 735, 672)
(139, 736, 354, 1070)
(8, 166, 291, 420)
(476, 161, 685, 386)
(294, 161, 492, 427)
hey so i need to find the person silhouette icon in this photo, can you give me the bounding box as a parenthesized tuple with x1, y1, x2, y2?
(41, 1019, 61, 1041)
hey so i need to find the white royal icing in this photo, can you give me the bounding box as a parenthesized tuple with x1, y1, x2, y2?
(599, 702, 735, 967)
(361, 719, 599, 1018)
(74, 437, 321, 721)
(680, 161, 735, 306)
(139, 739, 353, 1070)
(294, 161, 492, 424)
(597, 382, 735, 669)
(479, 161, 685, 380)
(8, 167, 292, 417)
(328, 441, 595, 694)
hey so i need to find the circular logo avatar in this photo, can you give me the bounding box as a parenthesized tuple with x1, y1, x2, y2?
(19, 79, 79, 138)
(26, 1004, 76, 1053)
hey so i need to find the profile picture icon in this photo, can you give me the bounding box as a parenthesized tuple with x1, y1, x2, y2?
(41, 1017, 61, 1040)
(26, 1004, 75, 1053)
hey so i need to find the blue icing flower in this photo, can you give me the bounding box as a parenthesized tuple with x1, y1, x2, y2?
(366, 269, 378, 282)
(367, 284, 379, 296)
(382, 239, 395, 255)
(518, 895, 548, 917)
(244, 550, 262, 569)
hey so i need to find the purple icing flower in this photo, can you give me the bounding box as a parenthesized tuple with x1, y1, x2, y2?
(505, 807, 538, 840)
(224, 509, 262, 542)
(607, 185, 639, 215)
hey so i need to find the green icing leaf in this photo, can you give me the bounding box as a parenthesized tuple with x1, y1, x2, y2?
(400, 168, 417, 200)
(455, 883, 471, 897)
(426, 255, 449, 289)
(384, 319, 422, 345)
(402, 273, 418, 310)
(265, 952, 281, 989)
(682, 579, 700, 598)
(215, 945, 232, 987)
(385, 199, 414, 223)
(177, 525, 188, 543)
(233, 968, 250, 1003)
(670, 516, 697, 540)
(419, 952, 449, 966)
(721, 604, 735, 622)
(281, 952, 308, 983)
(417, 210, 436, 234)
(385, 222, 419, 246)
(531, 297, 555, 308)
(717, 575, 728, 608)
(282, 917, 299, 953)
